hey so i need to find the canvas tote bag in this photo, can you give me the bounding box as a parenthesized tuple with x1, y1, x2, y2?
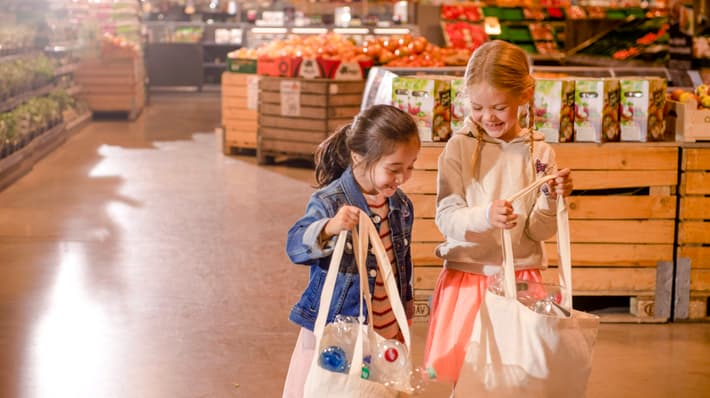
(454, 175, 600, 398)
(303, 211, 412, 397)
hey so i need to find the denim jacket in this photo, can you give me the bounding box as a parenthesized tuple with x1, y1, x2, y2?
(286, 167, 414, 331)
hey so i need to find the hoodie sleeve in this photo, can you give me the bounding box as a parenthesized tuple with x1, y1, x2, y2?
(525, 145, 559, 242)
(435, 137, 492, 242)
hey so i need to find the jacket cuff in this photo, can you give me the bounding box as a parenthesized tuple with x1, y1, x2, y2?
(303, 218, 335, 257)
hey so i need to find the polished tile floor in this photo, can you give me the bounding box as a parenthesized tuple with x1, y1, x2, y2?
(0, 92, 708, 398)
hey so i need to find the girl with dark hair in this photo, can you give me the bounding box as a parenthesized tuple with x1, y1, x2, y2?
(282, 104, 421, 397)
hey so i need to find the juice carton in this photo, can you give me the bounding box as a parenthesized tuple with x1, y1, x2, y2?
(534, 78, 575, 142)
(574, 78, 620, 142)
(403, 76, 453, 142)
(619, 77, 667, 141)
(391, 77, 411, 113)
(451, 78, 472, 132)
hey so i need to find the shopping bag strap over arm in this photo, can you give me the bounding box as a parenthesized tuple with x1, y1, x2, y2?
(501, 175, 573, 309)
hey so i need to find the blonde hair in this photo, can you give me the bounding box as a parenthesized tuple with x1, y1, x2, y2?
(464, 40, 537, 181)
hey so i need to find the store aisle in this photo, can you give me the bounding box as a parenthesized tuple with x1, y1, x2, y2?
(1, 92, 708, 398)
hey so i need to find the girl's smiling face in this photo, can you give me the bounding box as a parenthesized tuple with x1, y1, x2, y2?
(353, 137, 419, 198)
(468, 82, 531, 142)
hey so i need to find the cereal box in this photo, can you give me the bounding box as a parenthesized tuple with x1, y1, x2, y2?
(404, 76, 453, 142)
(574, 78, 620, 142)
(619, 77, 667, 141)
(391, 77, 411, 113)
(451, 78, 472, 132)
(534, 78, 575, 142)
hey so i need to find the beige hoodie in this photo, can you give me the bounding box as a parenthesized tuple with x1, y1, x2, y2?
(435, 118, 559, 275)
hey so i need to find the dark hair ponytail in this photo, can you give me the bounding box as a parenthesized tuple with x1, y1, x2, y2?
(314, 105, 420, 188)
(315, 124, 351, 187)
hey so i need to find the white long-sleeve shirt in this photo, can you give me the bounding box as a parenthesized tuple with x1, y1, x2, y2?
(435, 119, 559, 275)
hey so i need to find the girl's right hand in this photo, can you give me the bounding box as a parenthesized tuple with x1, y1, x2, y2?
(489, 200, 518, 229)
(323, 205, 360, 238)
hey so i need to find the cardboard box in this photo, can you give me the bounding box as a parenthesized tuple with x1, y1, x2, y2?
(257, 56, 302, 77)
(667, 99, 710, 142)
(451, 78, 472, 132)
(226, 58, 257, 74)
(574, 78, 620, 143)
(317, 58, 373, 80)
(619, 77, 667, 141)
(393, 76, 453, 142)
(534, 78, 575, 142)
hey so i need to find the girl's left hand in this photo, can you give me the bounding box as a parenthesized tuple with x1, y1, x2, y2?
(546, 168, 573, 199)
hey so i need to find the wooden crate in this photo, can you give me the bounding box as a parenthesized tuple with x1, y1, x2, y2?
(256, 77, 363, 164)
(668, 99, 710, 143)
(221, 72, 259, 153)
(679, 145, 710, 320)
(76, 56, 145, 120)
(402, 143, 680, 323)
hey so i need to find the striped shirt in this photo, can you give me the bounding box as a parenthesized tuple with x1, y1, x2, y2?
(365, 196, 400, 340)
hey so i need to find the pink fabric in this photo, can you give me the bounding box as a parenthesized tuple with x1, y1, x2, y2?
(423, 268, 542, 383)
(282, 328, 316, 398)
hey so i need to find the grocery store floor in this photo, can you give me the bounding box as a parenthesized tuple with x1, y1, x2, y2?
(1, 92, 708, 398)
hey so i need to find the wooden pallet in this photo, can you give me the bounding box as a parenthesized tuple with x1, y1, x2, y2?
(403, 143, 679, 323)
(678, 145, 710, 320)
(256, 77, 363, 165)
(222, 72, 259, 153)
(76, 56, 145, 120)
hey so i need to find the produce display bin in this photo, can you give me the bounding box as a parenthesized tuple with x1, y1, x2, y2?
(221, 72, 259, 153)
(403, 143, 680, 323)
(256, 77, 364, 164)
(678, 146, 710, 320)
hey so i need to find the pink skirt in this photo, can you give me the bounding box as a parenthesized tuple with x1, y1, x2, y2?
(423, 268, 542, 383)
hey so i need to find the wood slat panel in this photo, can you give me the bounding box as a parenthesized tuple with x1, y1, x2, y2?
(412, 218, 674, 244)
(680, 196, 710, 220)
(223, 119, 258, 131)
(411, 242, 441, 265)
(260, 139, 315, 155)
(572, 170, 678, 189)
(259, 103, 359, 119)
(682, 172, 710, 195)
(222, 97, 249, 108)
(412, 219, 443, 243)
(567, 196, 676, 219)
(414, 266, 657, 295)
(411, 241, 673, 267)
(259, 92, 363, 107)
(259, 77, 364, 94)
(690, 269, 710, 292)
(258, 127, 325, 144)
(416, 145, 442, 170)
(222, 107, 257, 120)
(402, 169, 678, 194)
(683, 148, 710, 171)
(401, 170, 436, 194)
(221, 72, 251, 86)
(678, 246, 710, 269)
(259, 115, 328, 131)
(409, 194, 437, 219)
(544, 242, 673, 266)
(551, 144, 678, 170)
(679, 221, 710, 244)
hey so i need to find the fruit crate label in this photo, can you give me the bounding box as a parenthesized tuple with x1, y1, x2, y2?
(247, 75, 260, 110)
(280, 80, 301, 117)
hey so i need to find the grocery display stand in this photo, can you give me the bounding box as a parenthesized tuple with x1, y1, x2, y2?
(256, 77, 364, 165)
(363, 65, 706, 323)
(677, 145, 710, 320)
(221, 72, 259, 153)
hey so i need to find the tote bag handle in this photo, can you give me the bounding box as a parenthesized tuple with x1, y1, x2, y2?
(501, 175, 573, 309)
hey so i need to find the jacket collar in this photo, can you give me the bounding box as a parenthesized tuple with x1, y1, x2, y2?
(341, 166, 406, 215)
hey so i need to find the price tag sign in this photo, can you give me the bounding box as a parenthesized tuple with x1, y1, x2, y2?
(247, 75, 260, 110)
(280, 80, 301, 117)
